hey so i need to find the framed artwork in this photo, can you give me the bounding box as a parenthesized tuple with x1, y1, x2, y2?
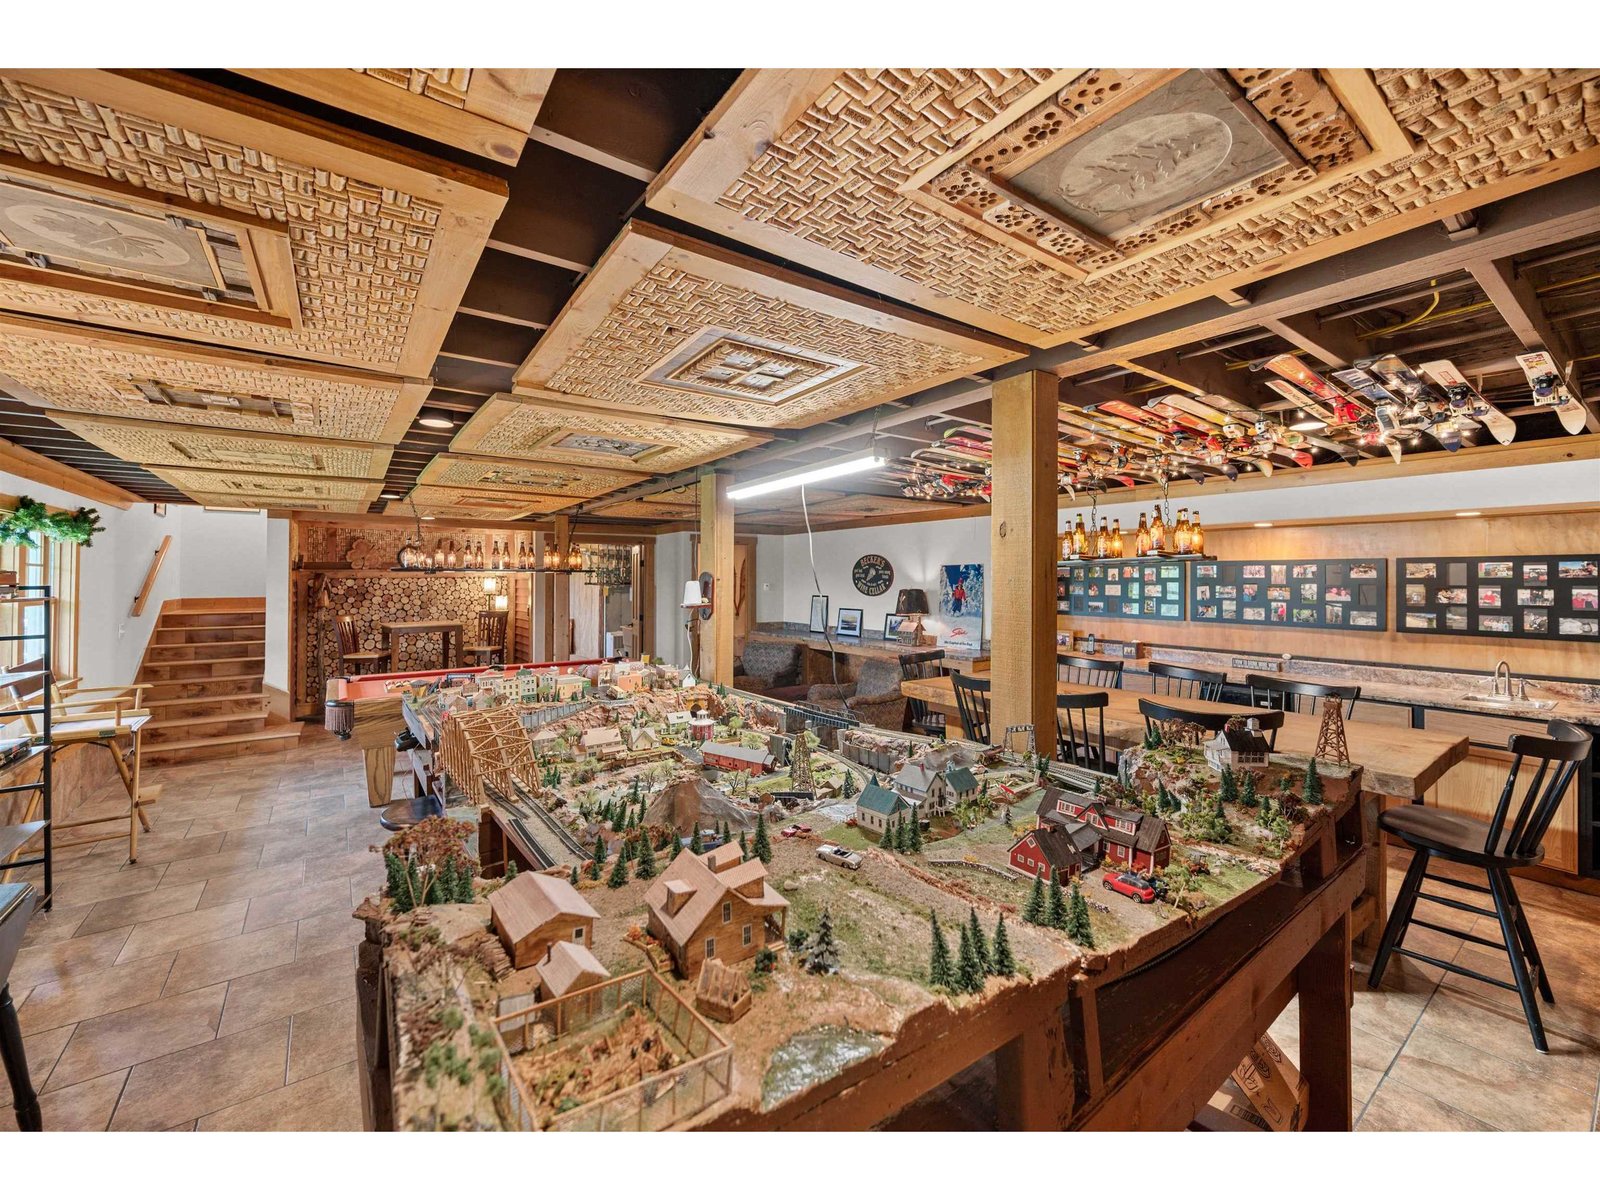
(1190, 559, 1387, 631)
(808, 594, 829, 634)
(851, 554, 894, 596)
(939, 563, 984, 620)
(836, 608, 864, 638)
(884, 613, 911, 640)
(1058, 562, 1186, 622)
(1398, 555, 1600, 642)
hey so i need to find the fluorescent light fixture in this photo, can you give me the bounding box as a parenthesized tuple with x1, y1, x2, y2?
(1455, 510, 1482, 517)
(1253, 521, 1274, 528)
(380, 492, 400, 500)
(1289, 418, 1327, 432)
(726, 452, 887, 501)
(421, 515, 436, 521)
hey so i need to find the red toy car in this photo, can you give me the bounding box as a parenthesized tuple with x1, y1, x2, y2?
(1102, 872, 1159, 903)
(779, 823, 812, 839)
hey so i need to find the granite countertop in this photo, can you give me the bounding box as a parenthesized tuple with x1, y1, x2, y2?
(747, 623, 988, 661)
(1132, 649, 1600, 724)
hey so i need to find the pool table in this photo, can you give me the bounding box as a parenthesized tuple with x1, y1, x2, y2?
(325, 659, 608, 808)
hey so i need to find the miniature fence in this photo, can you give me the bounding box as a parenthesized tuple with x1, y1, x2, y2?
(493, 969, 733, 1131)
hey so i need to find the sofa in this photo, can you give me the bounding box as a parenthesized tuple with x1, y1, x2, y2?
(733, 640, 806, 699)
(805, 657, 907, 731)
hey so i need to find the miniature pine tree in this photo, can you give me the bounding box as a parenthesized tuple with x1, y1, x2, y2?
(908, 812, 923, 853)
(967, 906, 991, 974)
(1303, 759, 1324, 805)
(626, 809, 637, 831)
(1158, 782, 1178, 813)
(606, 848, 630, 888)
(689, 825, 704, 855)
(1239, 772, 1259, 808)
(1023, 868, 1047, 925)
(991, 915, 1016, 977)
(927, 912, 955, 989)
(589, 836, 605, 881)
(1218, 765, 1239, 805)
(611, 807, 626, 833)
(568, 863, 580, 887)
(803, 905, 840, 974)
(634, 836, 657, 880)
(955, 921, 984, 993)
(1046, 870, 1068, 930)
(1142, 724, 1163, 750)
(738, 830, 749, 860)
(752, 812, 773, 864)
(897, 814, 913, 852)
(423, 860, 447, 906)
(384, 851, 408, 905)
(841, 771, 858, 799)
(1064, 880, 1094, 947)
(504, 858, 518, 881)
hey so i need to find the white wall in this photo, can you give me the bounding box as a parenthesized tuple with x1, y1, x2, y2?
(174, 505, 266, 597)
(264, 518, 291, 694)
(652, 531, 693, 665)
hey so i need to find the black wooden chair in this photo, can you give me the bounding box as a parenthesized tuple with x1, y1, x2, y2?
(1056, 691, 1109, 772)
(1245, 673, 1360, 719)
(1148, 661, 1226, 702)
(898, 649, 947, 738)
(1057, 652, 1124, 690)
(1368, 719, 1591, 1052)
(333, 614, 390, 675)
(951, 673, 991, 744)
(1137, 697, 1284, 742)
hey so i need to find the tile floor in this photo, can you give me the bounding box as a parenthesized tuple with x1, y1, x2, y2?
(3, 726, 1599, 1131)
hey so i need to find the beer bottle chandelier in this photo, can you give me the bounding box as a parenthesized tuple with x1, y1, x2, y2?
(1058, 477, 1212, 564)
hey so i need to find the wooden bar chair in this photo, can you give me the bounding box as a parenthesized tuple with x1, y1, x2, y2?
(463, 611, 509, 667)
(1148, 661, 1226, 702)
(333, 615, 390, 676)
(898, 649, 947, 738)
(1055, 691, 1109, 772)
(951, 673, 991, 744)
(1368, 720, 1591, 1052)
(1246, 673, 1360, 718)
(1057, 652, 1123, 690)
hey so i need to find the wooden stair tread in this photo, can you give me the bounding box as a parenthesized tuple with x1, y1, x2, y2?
(0, 819, 47, 860)
(147, 709, 268, 730)
(150, 637, 266, 647)
(146, 725, 302, 753)
(160, 608, 265, 618)
(143, 691, 267, 707)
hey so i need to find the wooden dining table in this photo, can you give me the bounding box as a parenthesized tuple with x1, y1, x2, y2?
(900, 673, 1471, 948)
(381, 620, 464, 670)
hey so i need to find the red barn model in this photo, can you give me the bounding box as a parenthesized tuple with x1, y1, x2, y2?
(1034, 787, 1171, 874)
(699, 741, 774, 775)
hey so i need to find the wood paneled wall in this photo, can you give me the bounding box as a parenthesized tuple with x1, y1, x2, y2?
(1060, 510, 1598, 679)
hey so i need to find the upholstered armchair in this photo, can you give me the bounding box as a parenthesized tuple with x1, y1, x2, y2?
(806, 657, 907, 730)
(733, 640, 804, 697)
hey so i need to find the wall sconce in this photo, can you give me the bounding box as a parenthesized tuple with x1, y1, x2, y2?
(492, 593, 510, 611)
(482, 575, 499, 594)
(682, 575, 713, 620)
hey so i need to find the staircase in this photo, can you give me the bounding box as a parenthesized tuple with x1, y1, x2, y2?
(137, 598, 302, 763)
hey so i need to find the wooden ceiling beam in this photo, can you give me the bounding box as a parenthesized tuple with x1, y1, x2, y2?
(1257, 314, 1367, 369)
(1467, 252, 1597, 431)
(0, 437, 140, 508)
(487, 140, 646, 271)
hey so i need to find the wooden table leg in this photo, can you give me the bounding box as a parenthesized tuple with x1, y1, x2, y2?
(365, 744, 397, 808)
(994, 1013, 1074, 1130)
(1297, 908, 1354, 1131)
(1352, 789, 1388, 954)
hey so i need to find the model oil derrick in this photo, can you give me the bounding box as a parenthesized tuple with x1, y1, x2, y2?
(1314, 701, 1350, 766)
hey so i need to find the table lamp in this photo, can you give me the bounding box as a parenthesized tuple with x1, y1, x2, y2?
(894, 588, 930, 645)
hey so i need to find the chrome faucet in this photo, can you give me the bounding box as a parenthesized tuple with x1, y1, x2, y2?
(1492, 659, 1512, 697)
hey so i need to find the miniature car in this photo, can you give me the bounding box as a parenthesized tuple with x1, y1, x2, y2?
(1102, 872, 1159, 903)
(816, 843, 863, 871)
(779, 823, 813, 838)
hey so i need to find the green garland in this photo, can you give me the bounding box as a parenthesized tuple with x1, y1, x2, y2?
(0, 497, 106, 547)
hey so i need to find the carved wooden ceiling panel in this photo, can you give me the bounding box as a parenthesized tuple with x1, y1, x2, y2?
(415, 453, 645, 499)
(206, 494, 372, 514)
(390, 486, 573, 521)
(511, 222, 1021, 429)
(46, 413, 393, 478)
(650, 67, 1600, 347)
(588, 483, 702, 520)
(234, 69, 553, 165)
(0, 69, 505, 373)
(150, 468, 384, 508)
(449, 393, 767, 474)
(0, 315, 427, 443)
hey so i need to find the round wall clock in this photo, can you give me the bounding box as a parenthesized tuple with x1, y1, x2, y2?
(852, 553, 894, 596)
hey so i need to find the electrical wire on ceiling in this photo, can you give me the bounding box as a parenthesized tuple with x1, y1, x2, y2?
(799, 482, 841, 696)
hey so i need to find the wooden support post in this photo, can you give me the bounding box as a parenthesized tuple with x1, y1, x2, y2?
(995, 1009, 1074, 1130)
(1297, 910, 1355, 1131)
(697, 472, 734, 685)
(551, 518, 572, 660)
(989, 371, 1058, 748)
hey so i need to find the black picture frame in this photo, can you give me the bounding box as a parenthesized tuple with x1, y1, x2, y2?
(836, 607, 864, 638)
(1058, 560, 1188, 622)
(808, 594, 829, 634)
(883, 613, 907, 640)
(1188, 558, 1387, 631)
(1396, 554, 1599, 642)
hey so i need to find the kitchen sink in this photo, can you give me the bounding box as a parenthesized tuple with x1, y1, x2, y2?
(1459, 692, 1559, 711)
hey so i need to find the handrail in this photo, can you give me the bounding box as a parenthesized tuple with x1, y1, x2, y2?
(131, 536, 171, 617)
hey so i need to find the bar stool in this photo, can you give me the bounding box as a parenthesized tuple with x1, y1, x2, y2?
(463, 611, 508, 667)
(1057, 652, 1124, 690)
(951, 673, 991, 744)
(333, 615, 390, 675)
(1246, 673, 1360, 718)
(898, 649, 947, 737)
(1148, 661, 1226, 702)
(1055, 691, 1109, 772)
(1368, 720, 1591, 1052)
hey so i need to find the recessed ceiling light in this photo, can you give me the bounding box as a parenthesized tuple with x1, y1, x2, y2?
(1290, 419, 1327, 432)
(417, 414, 455, 429)
(380, 492, 400, 500)
(1455, 510, 1481, 517)
(1253, 521, 1274, 528)
(421, 515, 436, 521)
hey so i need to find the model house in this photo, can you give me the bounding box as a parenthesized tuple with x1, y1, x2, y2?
(891, 756, 980, 814)
(1035, 788, 1172, 874)
(624, 724, 661, 753)
(699, 740, 773, 774)
(1008, 823, 1100, 881)
(535, 940, 611, 1001)
(580, 726, 625, 759)
(489, 872, 600, 970)
(1204, 718, 1274, 773)
(688, 709, 717, 743)
(854, 777, 910, 834)
(643, 844, 789, 978)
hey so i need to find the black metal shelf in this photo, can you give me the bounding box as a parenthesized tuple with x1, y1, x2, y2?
(0, 584, 51, 909)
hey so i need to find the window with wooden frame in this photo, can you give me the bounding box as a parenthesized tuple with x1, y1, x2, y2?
(0, 529, 81, 681)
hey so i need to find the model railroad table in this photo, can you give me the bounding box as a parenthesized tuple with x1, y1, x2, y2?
(899, 675, 1469, 949)
(325, 660, 607, 808)
(381, 620, 465, 672)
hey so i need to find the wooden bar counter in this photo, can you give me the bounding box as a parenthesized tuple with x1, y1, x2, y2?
(745, 625, 988, 686)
